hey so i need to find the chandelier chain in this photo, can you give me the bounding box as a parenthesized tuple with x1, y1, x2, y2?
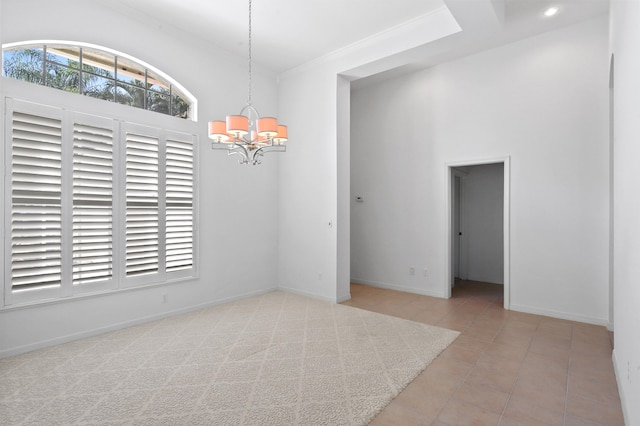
(247, 0, 252, 106)
(208, 0, 288, 165)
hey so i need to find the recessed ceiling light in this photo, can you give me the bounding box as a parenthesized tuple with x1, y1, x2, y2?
(544, 6, 559, 17)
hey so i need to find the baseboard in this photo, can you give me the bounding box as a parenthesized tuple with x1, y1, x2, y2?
(509, 303, 609, 326)
(612, 349, 632, 426)
(336, 293, 351, 303)
(277, 286, 339, 303)
(350, 278, 445, 298)
(0, 287, 277, 359)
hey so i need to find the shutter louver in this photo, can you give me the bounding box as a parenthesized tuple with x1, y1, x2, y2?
(166, 137, 193, 271)
(10, 111, 63, 291)
(125, 132, 159, 277)
(72, 122, 113, 285)
(5, 100, 196, 306)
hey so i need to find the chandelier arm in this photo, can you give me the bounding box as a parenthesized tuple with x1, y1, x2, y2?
(228, 147, 250, 164)
(250, 144, 286, 161)
(234, 143, 250, 160)
(262, 144, 286, 153)
(212, 141, 250, 163)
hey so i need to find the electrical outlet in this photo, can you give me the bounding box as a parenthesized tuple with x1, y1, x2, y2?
(423, 268, 428, 277)
(162, 293, 168, 304)
(409, 267, 415, 276)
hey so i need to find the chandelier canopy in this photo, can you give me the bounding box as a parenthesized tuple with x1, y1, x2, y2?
(208, 0, 288, 165)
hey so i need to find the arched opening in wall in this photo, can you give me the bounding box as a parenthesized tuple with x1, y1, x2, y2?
(447, 158, 511, 309)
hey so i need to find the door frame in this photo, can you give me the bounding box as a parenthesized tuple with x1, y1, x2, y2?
(445, 156, 511, 310)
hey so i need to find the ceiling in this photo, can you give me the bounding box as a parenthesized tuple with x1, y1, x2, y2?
(106, 0, 609, 75)
(107, 0, 445, 73)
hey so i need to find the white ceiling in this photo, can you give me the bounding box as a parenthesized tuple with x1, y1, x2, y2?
(107, 0, 609, 75)
(107, 0, 445, 73)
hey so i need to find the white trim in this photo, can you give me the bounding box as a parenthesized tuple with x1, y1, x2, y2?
(2, 98, 11, 309)
(608, 53, 615, 332)
(445, 156, 511, 309)
(61, 109, 74, 298)
(350, 278, 445, 298)
(277, 285, 343, 303)
(612, 349, 632, 426)
(503, 158, 511, 310)
(0, 274, 197, 313)
(336, 293, 351, 303)
(509, 303, 609, 326)
(0, 93, 4, 309)
(0, 286, 277, 359)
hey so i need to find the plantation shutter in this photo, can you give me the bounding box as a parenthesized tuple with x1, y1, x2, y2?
(125, 130, 159, 277)
(72, 119, 114, 285)
(165, 135, 194, 272)
(10, 110, 63, 292)
(4, 97, 196, 307)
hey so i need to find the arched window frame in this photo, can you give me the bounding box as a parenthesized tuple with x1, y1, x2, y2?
(2, 40, 198, 121)
(0, 41, 199, 309)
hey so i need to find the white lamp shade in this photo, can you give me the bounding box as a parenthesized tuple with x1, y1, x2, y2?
(257, 117, 278, 137)
(273, 124, 288, 144)
(208, 120, 230, 142)
(226, 115, 249, 136)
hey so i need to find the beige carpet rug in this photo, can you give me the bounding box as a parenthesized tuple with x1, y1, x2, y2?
(0, 290, 459, 425)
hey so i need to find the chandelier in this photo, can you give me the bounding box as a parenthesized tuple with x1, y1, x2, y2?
(208, 0, 288, 165)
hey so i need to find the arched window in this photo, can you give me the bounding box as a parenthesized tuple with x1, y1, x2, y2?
(2, 41, 196, 120)
(2, 42, 198, 307)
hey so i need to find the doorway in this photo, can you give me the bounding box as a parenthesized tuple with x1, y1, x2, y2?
(452, 169, 467, 281)
(447, 158, 510, 309)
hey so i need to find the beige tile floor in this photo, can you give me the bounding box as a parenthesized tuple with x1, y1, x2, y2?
(341, 281, 624, 426)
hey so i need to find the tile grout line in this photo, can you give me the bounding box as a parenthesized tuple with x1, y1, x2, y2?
(431, 293, 505, 425)
(478, 291, 516, 426)
(497, 315, 539, 426)
(562, 326, 574, 426)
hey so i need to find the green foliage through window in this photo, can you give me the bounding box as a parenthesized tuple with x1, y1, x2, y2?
(2, 44, 193, 119)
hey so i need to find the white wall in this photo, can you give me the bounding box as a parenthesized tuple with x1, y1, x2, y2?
(349, 16, 610, 324)
(277, 7, 461, 303)
(610, 1, 640, 424)
(0, 0, 616, 360)
(0, 0, 280, 357)
(457, 164, 504, 284)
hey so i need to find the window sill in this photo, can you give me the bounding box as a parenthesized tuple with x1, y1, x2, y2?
(0, 273, 199, 312)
